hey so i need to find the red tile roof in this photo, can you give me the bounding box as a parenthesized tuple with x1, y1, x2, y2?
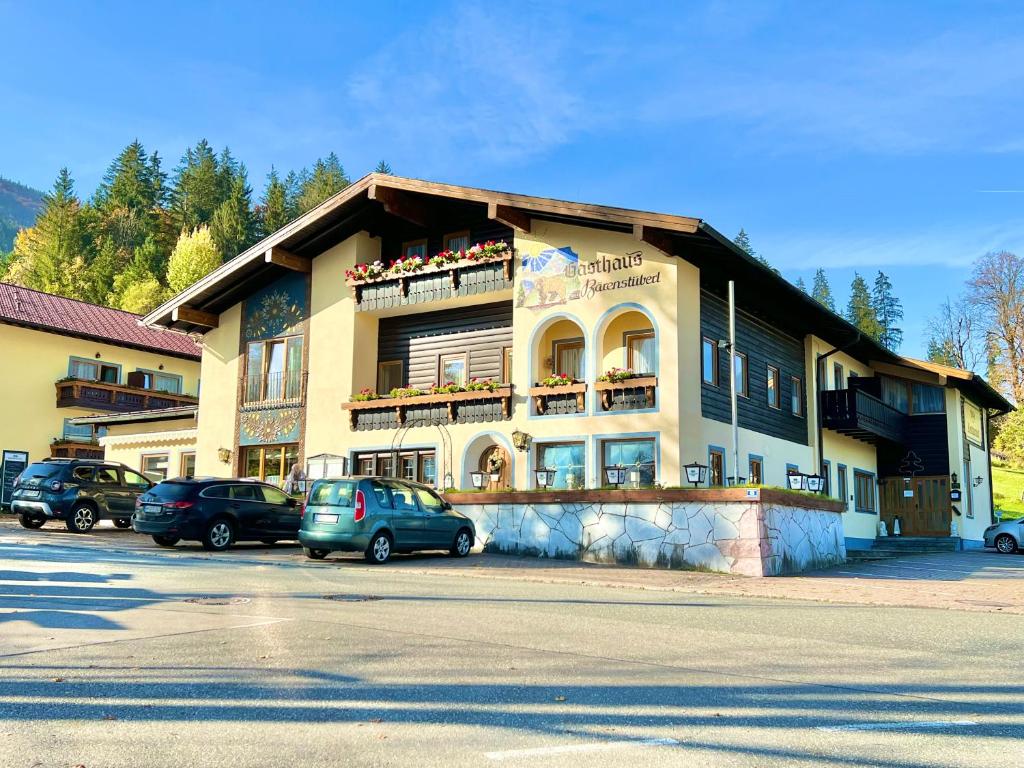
(0, 282, 201, 359)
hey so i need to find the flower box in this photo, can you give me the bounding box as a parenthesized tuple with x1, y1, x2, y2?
(528, 382, 587, 415)
(594, 375, 658, 411)
(341, 386, 512, 430)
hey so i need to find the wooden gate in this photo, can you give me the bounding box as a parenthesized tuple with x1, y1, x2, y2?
(879, 475, 950, 536)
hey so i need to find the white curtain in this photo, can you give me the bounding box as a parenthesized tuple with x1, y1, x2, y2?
(631, 336, 655, 374)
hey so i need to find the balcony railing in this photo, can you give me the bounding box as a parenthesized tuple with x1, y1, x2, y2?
(342, 386, 512, 431)
(529, 382, 587, 415)
(594, 375, 657, 411)
(242, 370, 307, 409)
(50, 439, 104, 460)
(819, 388, 908, 444)
(55, 378, 199, 413)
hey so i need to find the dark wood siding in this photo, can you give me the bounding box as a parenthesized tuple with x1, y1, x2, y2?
(377, 302, 513, 391)
(700, 290, 808, 445)
(877, 414, 949, 476)
(380, 219, 514, 263)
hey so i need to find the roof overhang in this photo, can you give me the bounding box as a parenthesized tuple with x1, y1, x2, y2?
(69, 406, 199, 427)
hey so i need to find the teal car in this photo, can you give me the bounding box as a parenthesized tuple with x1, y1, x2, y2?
(298, 477, 475, 564)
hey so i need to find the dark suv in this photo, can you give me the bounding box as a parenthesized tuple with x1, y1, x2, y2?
(11, 458, 153, 532)
(132, 478, 302, 551)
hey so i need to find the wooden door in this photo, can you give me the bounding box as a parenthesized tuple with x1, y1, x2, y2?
(880, 475, 950, 536)
(478, 446, 511, 490)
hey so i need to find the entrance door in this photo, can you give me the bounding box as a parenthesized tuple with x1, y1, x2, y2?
(478, 446, 511, 489)
(880, 475, 951, 536)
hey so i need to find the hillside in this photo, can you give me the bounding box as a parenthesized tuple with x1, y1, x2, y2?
(0, 176, 44, 252)
(992, 464, 1024, 520)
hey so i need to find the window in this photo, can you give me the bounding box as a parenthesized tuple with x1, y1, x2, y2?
(354, 450, 436, 484)
(821, 460, 831, 496)
(708, 448, 725, 486)
(536, 442, 585, 489)
(749, 456, 763, 485)
(624, 330, 655, 373)
(180, 453, 196, 478)
(734, 352, 748, 397)
(63, 418, 95, 442)
(260, 485, 291, 505)
(443, 230, 470, 254)
(601, 439, 656, 487)
(122, 469, 150, 489)
(766, 366, 780, 409)
(400, 454, 417, 481)
(244, 444, 299, 485)
(136, 369, 183, 394)
(837, 464, 848, 507)
(880, 376, 910, 413)
(502, 347, 513, 384)
(552, 339, 584, 380)
(419, 453, 436, 486)
(849, 371, 859, 385)
(402, 239, 428, 260)
(385, 481, 419, 512)
(702, 338, 718, 385)
(230, 484, 260, 501)
(369, 481, 391, 507)
(71, 466, 94, 482)
(911, 382, 945, 414)
(246, 336, 304, 403)
(358, 456, 376, 476)
(69, 357, 119, 384)
(95, 466, 120, 485)
(414, 487, 445, 512)
(816, 357, 828, 391)
(439, 353, 468, 387)
(791, 376, 803, 416)
(141, 455, 169, 480)
(833, 362, 844, 391)
(377, 361, 403, 395)
(854, 471, 876, 513)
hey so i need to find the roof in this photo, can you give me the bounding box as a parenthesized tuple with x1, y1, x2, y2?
(68, 405, 198, 427)
(0, 282, 201, 360)
(895, 357, 1012, 413)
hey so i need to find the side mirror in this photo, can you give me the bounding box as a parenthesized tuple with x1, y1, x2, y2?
(442, 500, 453, 511)
(287, 497, 297, 507)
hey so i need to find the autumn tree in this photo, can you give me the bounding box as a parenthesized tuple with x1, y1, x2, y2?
(969, 250, 1024, 404)
(166, 226, 222, 293)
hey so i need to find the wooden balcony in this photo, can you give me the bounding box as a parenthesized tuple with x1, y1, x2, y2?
(820, 388, 908, 444)
(50, 440, 104, 459)
(594, 376, 657, 411)
(348, 251, 514, 312)
(529, 383, 587, 415)
(55, 379, 199, 413)
(342, 386, 512, 431)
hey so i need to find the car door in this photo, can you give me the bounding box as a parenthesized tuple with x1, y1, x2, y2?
(258, 484, 300, 537)
(120, 468, 152, 511)
(227, 483, 270, 539)
(414, 486, 460, 547)
(383, 480, 425, 548)
(93, 465, 128, 516)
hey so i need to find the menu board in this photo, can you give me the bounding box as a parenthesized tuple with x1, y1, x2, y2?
(1, 450, 29, 507)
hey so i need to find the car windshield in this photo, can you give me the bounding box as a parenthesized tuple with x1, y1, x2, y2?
(146, 482, 195, 501)
(18, 463, 64, 484)
(308, 480, 356, 507)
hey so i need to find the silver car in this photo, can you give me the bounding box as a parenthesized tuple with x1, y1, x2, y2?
(984, 517, 1024, 554)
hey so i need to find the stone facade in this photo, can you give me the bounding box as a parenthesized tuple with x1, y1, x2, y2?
(448, 490, 845, 577)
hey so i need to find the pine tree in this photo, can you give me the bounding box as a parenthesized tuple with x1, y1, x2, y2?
(166, 226, 222, 293)
(374, 160, 393, 175)
(260, 168, 291, 236)
(210, 170, 255, 261)
(171, 140, 221, 232)
(872, 271, 904, 352)
(95, 140, 161, 215)
(846, 272, 883, 341)
(795, 277, 808, 293)
(295, 153, 349, 214)
(811, 268, 835, 311)
(733, 228, 753, 256)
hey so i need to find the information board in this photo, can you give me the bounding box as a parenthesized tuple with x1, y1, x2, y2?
(1, 450, 29, 508)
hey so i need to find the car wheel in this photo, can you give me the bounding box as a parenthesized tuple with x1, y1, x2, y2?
(66, 504, 97, 533)
(202, 519, 234, 551)
(365, 532, 392, 564)
(113, 518, 133, 529)
(303, 546, 329, 560)
(152, 535, 180, 547)
(18, 514, 45, 530)
(450, 528, 473, 558)
(995, 534, 1018, 554)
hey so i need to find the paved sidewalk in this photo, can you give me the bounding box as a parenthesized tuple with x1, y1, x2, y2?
(2, 516, 1022, 614)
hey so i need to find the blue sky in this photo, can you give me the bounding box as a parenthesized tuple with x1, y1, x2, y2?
(2, 1, 1024, 359)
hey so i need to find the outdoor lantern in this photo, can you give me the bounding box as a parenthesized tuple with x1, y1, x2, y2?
(470, 470, 487, 490)
(973, 475, 984, 487)
(684, 461, 708, 488)
(787, 472, 805, 491)
(805, 474, 824, 493)
(535, 467, 557, 488)
(604, 465, 626, 487)
(512, 429, 532, 452)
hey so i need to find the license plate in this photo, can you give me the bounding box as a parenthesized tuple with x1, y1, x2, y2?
(21, 489, 40, 499)
(314, 513, 339, 524)
(143, 504, 162, 516)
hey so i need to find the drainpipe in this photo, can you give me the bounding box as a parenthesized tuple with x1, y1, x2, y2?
(729, 281, 739, 484)
(814, 333, 862, 477)
(986, 409, 996, 524)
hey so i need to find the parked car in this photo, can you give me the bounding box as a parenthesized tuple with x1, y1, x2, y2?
(299, 477, 475, 564)
(132, 478, 302, 551)
(984, 516, 1024, 554)
(10, 458, 153, 532)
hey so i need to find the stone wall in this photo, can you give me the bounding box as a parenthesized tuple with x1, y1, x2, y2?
(446, 489, 846, 577)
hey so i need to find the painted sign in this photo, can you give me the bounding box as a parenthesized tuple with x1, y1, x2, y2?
(1, 450, 29, 507)
(964, 400, 983, 446)
(516, 247, 661, 309)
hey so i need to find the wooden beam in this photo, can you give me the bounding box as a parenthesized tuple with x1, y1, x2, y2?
(633, 224, 674, 256)
(487, 202, 531, 234)
(265, 246, 311, 273)
(171, 306, 219, 328)
(368, 184, 430, 227)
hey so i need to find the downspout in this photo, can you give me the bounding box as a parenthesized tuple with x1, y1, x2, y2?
(814, 332, 862, 477)
(986, 409, 996, 524)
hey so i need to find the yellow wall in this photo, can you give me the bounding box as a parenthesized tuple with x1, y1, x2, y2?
(194, 304, 241, 477)
(0, 323, 199, 468)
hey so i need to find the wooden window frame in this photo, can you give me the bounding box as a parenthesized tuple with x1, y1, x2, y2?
(551, 338, 585, 379)
(791, 376, 804, 417)
(68, 356, 121, 384)
(734, 352, 748, 398)
(748, 455, 764, 485)
(179, 452, 197, 478)
(702, 337, 718, 386)
(502, 347, 513, 384)
(136, 367, 184, 394)
(833, 362, 844, 392)
(600, 438, 657, 486)
(246, 334, 303, 402)
(141, 453, 170, 480)
(243, 443, 299, 483)
(837, 463, 848, 508)
(853, 470, 876, 514)
(766, 365, 781, 409)
(708, 447, 725, 487)
(623, 329, 655, 373)
(442, 230, 471, 253)
(377, 360, 404, 394)
(438, 351, 469, 387)
(534, 441, 586, 490)
(401, 238, 428, 260)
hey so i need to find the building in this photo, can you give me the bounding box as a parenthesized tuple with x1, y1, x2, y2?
(140, 175, 1011, 550)
(0, 282, 201, 487)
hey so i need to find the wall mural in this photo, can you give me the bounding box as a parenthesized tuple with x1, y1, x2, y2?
(239, 409, 301, 446)
(243, 271, 308, 341)
(515, 247, 661, 309)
